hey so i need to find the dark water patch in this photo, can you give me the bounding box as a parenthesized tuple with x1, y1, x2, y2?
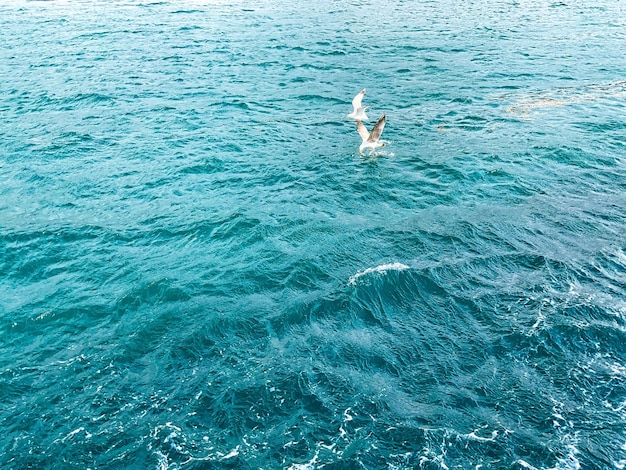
(541, 145, 600, 169)
(115, 278, 191, 315)
(294, 94, 345, 105)
(171, 9, 204, 14)
(1, 226, 107, 283)
(62, 92, 116, 108)
(290, 76, 315, 83)
(178, 158, 227, 175)
(314, 49, 347, 56)
(211, 99, 251, 111)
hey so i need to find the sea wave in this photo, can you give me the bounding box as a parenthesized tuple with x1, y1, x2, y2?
(348, 262, 410, 286)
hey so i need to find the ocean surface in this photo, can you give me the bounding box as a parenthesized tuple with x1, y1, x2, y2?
(1, 0, 625, 468)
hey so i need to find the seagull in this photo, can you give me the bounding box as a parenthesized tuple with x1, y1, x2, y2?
(356, 114, 386, 154)
(346, 88, 369, 121)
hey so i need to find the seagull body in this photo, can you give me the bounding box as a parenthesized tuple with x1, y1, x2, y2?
(357, 114, 386, 154)
(346, 88, 369, 121)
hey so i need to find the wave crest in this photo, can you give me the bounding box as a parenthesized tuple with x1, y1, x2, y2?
(348, 262, 410, 286)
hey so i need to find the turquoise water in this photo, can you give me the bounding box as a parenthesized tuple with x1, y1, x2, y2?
(1, 0, 626, 468)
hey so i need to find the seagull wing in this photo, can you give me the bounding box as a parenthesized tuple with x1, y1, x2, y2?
(352, 89, 366, 110)
(356, 120, 370, 141)
(368, 114, 386, 142)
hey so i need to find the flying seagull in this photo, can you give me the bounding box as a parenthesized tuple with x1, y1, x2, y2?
(356, 114, 386, 155)
(346, 88, 369, 121)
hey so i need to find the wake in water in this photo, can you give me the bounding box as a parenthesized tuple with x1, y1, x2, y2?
(504, 79, 626, 115)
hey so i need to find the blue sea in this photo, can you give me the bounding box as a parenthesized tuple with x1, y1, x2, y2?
(1, 0, 625, 468)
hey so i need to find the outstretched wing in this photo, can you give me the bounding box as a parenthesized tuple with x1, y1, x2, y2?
(356, 120, 370, 141)
(368, 114, 386, 142)
(352, 89, 366, 109)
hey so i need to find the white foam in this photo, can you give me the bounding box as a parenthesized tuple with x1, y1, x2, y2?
(348, 262, 410, 286)
(557, 445, 581, 470)
(62, 427, 90, 442)
(220, 445, 240, 460)
(461, 430, 498, 442)
(517, 461, 538, 470)
(286, 451, 319, 470)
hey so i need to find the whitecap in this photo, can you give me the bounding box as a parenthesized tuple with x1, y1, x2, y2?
(62, 427, 86, 442)
(517, 461, 538, 470)
(348, 262, 410, 286)
(220, 445, 240, 460)
(552, 445, 581, 470)
(286, 451, 319, 470)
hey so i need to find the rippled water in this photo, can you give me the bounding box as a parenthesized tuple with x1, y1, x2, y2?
(1, 1, 626, 468)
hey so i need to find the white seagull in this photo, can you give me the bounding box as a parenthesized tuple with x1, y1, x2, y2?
(356, 114, 386, 155)
(346, 88, 369, 121)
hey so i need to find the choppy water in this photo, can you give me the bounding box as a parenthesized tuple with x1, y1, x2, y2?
(1, 0, 626, 468)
